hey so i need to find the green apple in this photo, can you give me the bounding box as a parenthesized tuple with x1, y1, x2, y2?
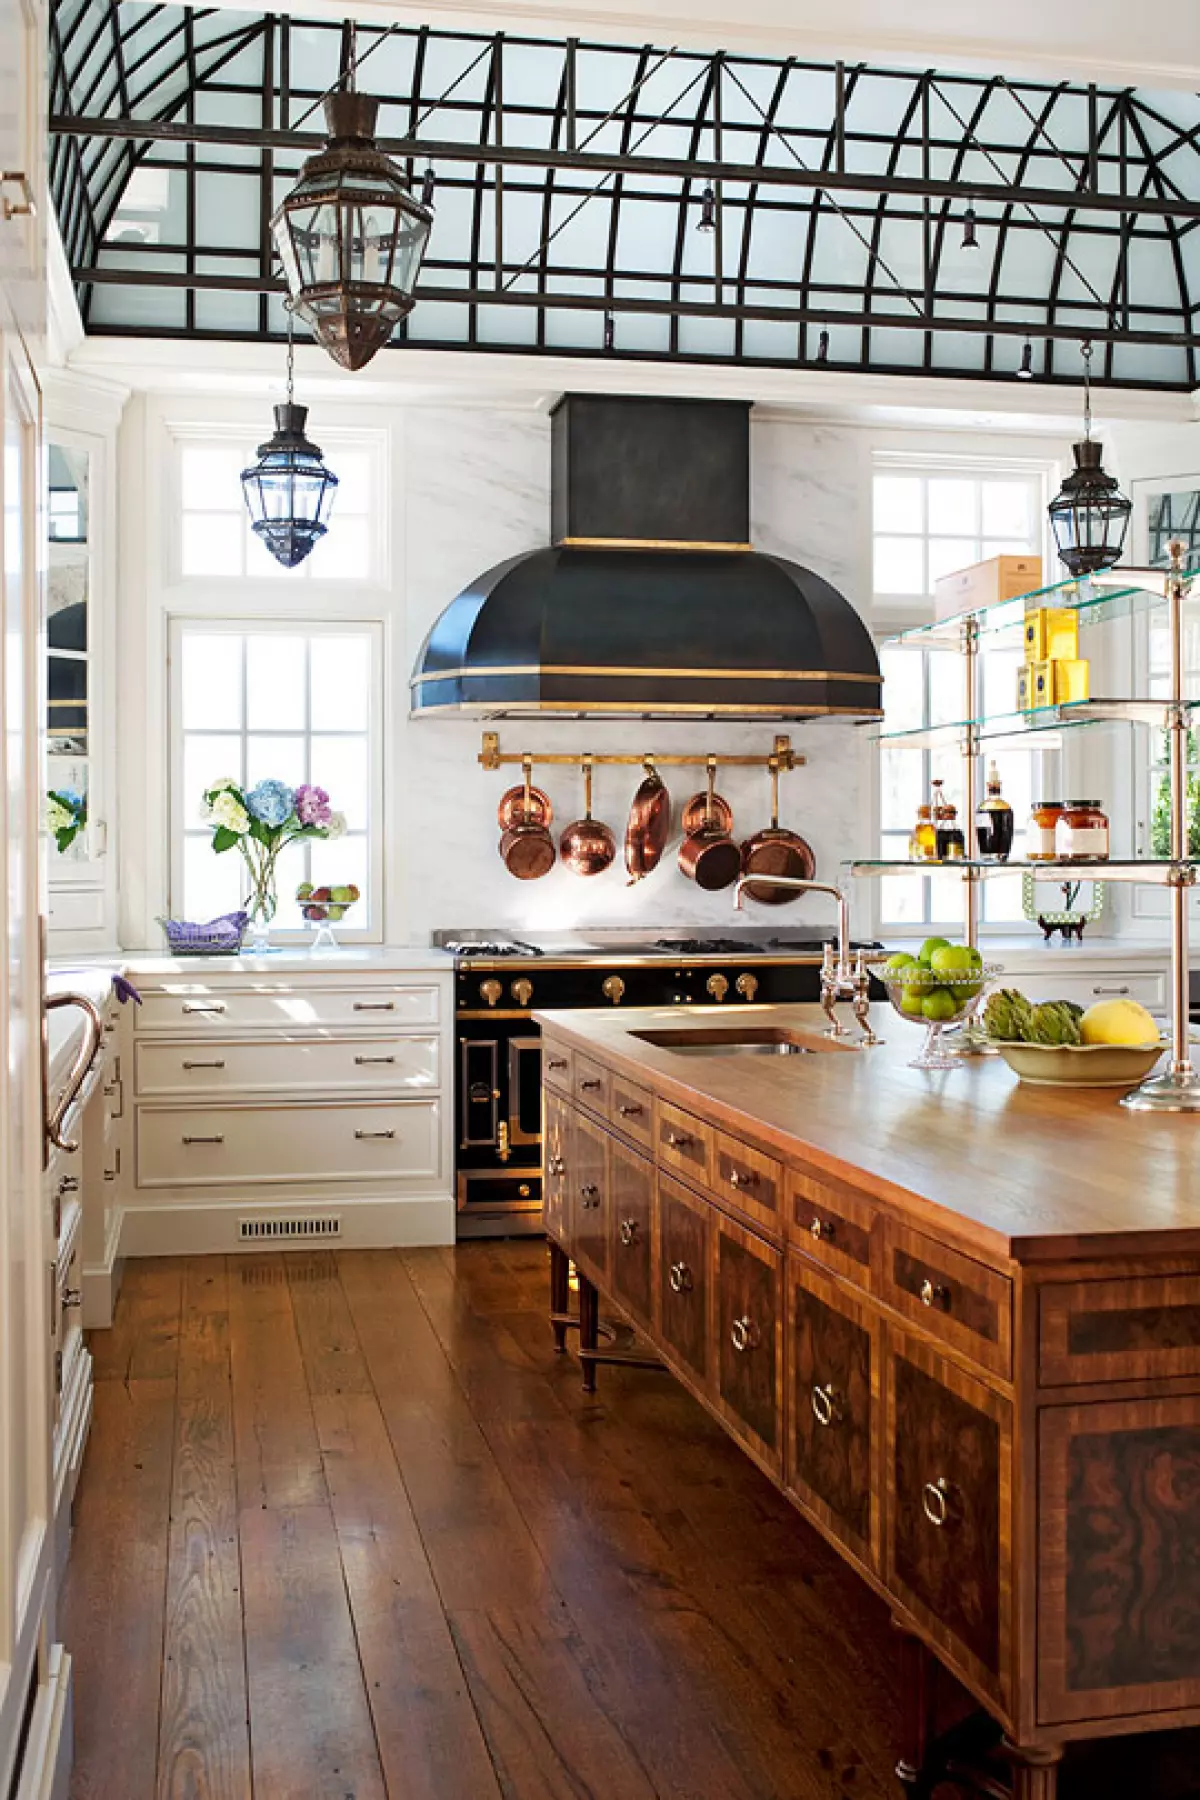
(900, 986, 927, 1016)
(327, 903, 346, 920)
(918, 935, 952, 966)
(883, 952, 918, 981)
(331, 885, 354, 903)
(922, 987, 959, 1022)
(930, 944, 975, 974)
(296, 881, 314, 900)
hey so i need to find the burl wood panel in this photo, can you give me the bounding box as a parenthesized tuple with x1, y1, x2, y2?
(656, 1097, 712, 1186)
(1040, 1275, 1200, 1387)
(1039, 1396, 1200, 1725)
(543, 1090, 571, 1244)
(609, 1136, 654, 1332)
(884, 1221, 1013, 1381)
(789, 1165, 876, 1292)
(715, 1215, 783, 1477)
(573, 1110, 610, 1282)
(789, 1256, 878, 1570)
(888, 1338, 1008, 1701)
(656, 1174, 712, 1391)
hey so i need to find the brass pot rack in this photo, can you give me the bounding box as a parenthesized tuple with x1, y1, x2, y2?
(478, 731, 804, 772)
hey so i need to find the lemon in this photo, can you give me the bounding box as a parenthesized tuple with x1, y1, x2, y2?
(1080, 998, 1159, 1047)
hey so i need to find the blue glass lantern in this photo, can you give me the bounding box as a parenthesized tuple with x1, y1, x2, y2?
(240, 393, 338, 570)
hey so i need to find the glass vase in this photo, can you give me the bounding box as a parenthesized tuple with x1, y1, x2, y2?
(244, 862, 279, 954)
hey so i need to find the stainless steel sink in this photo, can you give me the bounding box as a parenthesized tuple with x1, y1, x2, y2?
(631, 1027, 822, 1057)
(656, 1039, 813, 1058)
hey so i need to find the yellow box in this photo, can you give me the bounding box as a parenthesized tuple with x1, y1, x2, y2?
(1018, 661, 1055, 711)
(1023, 606, 1079, 663)
(934, 553, 1043, 622)
(1053, 658, 1090, 704)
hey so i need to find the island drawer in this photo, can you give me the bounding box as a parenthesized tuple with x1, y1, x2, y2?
(656, 1100, 711, 1186)
(882, 1223, 1012, 1381)
(136, 1098, 441, 1189)
(1039, 1273, 1200, 1386)
(788, 1255, 880, 1574)
(573, 1054, 612, 1117)
(135, 984, 441, 1034)
(712, 1131, 784, 1241)
(542, 1042, 574, 1095)
(135, 1035, 440, 1098)
(609, 1073, 653, 1151)
(789, 1165, 877, 1290)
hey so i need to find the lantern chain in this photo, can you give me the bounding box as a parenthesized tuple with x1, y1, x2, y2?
(1081, 338, 1093, 441)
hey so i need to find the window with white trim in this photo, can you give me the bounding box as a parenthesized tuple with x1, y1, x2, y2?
(874, 465, 1049, 931)
(171, 620, 382, 937)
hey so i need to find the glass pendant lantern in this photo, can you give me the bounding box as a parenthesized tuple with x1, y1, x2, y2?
(1047, 340, 1132, 577)
(240, 322, 338, 569)
(270, 32, 432, 372)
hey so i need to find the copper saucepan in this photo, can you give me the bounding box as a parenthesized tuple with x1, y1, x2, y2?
(678, 758, 741, 891)
(497, 780, 552, 832)
(739, 759, 816, 902)
(625, 760, 670, 884)
(560, 760, 616, 877)
(499, 756, 556, 880)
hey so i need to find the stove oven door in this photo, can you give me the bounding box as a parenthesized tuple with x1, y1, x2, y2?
(456, 1020, 543, 1234)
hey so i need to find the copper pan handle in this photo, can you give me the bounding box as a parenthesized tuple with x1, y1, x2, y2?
(769, 755, 780, 830)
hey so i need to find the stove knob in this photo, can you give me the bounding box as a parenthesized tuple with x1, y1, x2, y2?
(736, 972, 759, 1003)
(512, 978, 533, 1007)
(706, 974, 729, 1004)
(480, 979, 503, 1008)
(602, 976, 625, 1007)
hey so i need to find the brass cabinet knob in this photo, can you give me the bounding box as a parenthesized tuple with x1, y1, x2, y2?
(602, 975, 626, 1006)
(707, 973, 729, 1003)
(728, 1166, 758, 1190)
(617, 1102, 643, 1118)
(619, 1218, 639, 1246)
(810, 1215, 833, 1242)
(480, 979, 503, 1007)
(921, 1477, 956, 1528)
(579, 1078, 602, 1092)
(730, 1315, 761, 1354)
(810, 1383, 843, 1427)
(668, 1261, 693, 1294)
(547, 1155, 564, 1176)
(512, 977, 533, 1007)
(920, 1277, 950, 1310)
(665, 1130, 692, 1149)
(579, 1184, 600, 1207)
(736, 972, 759, 1003)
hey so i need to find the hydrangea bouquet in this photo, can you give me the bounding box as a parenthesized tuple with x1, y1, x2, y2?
(201, 777, 346, 950)
(46, 787, 88, 854)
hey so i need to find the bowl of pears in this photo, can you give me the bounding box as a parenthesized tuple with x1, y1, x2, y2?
(880, 937, 1002, 1069)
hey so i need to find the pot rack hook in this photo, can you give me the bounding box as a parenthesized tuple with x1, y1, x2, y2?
(642, 754, 656, 774)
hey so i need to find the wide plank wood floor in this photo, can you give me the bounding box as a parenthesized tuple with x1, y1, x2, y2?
(61, 1243, 1200, 1800)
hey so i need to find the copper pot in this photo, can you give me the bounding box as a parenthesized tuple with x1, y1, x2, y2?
(678, 760, 741, 891)
(499, 758, 556, 880)
(497, 782, 552, 832)
(560, 761, 616, 877)
(625, 761, 670, 884)
(739, 759, 816, 902)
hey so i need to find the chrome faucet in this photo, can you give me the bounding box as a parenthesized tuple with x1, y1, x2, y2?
(733, 874, 878, 1043)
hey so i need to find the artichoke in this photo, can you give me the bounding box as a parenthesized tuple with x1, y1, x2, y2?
(1027, 1001, 1084, 1047)
(982, 988, 1035, 1042)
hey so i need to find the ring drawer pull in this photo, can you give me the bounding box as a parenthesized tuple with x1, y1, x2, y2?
(619, 1219, 639, 1246)
(665, 1130, 693, 1149)
(548, 1155, 564, 1176)
(355, 1129, 396, 1140)
(809, 1216, 834, 1242)
(182, 1002, 226, 1014)
(920, 1278, 950, 1310)
(355, 1055, 396, 1065)
(729, 1167, 758, 1190)
(668, 1261, 693, 1294)
(183, 1059, 226, 1070)
(579, 1184, 600, 1207)
(810, 1383, 842, 1427)
(618, 1103, 643, 1117)
(353, 1001, 396, 1011)
(921, 1477, 956, 1528)
(182, 1134, 224, 1145)
(730, 1315, 760, 1353)
(579, 1079, 602, 1092)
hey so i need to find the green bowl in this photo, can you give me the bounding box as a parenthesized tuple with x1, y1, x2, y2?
(989, 1038, 1166, 1088)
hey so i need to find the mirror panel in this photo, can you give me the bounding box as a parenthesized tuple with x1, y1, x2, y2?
(46, 442, 89, 861)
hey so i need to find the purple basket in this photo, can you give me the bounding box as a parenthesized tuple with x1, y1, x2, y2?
(158, 911, 249, 956)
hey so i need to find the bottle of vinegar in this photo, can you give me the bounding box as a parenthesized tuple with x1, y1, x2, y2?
(976, 761, 1015, 862)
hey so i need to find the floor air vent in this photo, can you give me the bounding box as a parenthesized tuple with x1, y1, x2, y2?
(239, 1216, 342, 1242)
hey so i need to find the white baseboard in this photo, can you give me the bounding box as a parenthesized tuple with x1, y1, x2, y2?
(14, 1646, 72, 1800)
(81, 1209, 124, 1328)
(118, 1192, 456, 1256)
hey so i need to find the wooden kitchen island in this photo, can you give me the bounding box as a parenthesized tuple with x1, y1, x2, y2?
(538, 1003, 1200, 1799)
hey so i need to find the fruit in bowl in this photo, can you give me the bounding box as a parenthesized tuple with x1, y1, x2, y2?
(296, 880, 360, 943)
(881, 941, 999, 1069)
(983, 988, 1164, 1087)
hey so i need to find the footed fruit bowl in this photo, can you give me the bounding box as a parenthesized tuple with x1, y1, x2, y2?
(881, 950, 1002, 1070)
(296, 881, 360, 949)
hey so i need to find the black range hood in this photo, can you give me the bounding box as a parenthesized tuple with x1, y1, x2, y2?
(410, 395, 882, 721)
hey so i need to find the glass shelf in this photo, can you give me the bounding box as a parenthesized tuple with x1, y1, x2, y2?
(873, 697, 1189, 750)
(879, 561, 1198, 650)
(845, 858, 1196, 887)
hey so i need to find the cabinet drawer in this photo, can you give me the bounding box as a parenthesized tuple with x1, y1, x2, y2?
(1017, 970, 1165, 1012)
(656, 1173, 712, 1393)
(543, 1090, 572, 1246)
(572, 1110, 610, 1282)
(609, 1137, 654, 1333)
(573, 1054, 611, 1116)
(656, 1099, 711, 1187)
(542, 1041, 573, 1096)
(135, 1099, 441, 1188)
(135, 1035, 440, 1098)
(788, 1256, 880, 1572)
(883, 1222, 1012, 1380)
(712, 1131, 784, 1240)
(886, 1331, 1012, 1707)
(789, 1165, 876, 1288)
(714, 1213, 784, 1478)
(135, 984, 441, 1034)
(609, 1073, 653, 1151)
(1040, 1274, 1200, 1386)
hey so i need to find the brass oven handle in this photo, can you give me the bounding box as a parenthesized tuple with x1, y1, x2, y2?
(602, 976, 625, 1006)
(809, 1216, 834, 1242)
(619, 1219, 639, 1246)
(921, 1478, 956, 1528)
(668, 1261, 693, 1293)
(730, 1316, 761, 1354)
(736, 972, 759, 1003)
(497, 1120, 511, 1163)
(729, 1167, 758, 1190)
(44, 992, 104, 1156)
(182, 1001, 226, 1014)
(811, 1383, 842, 1427)
(183, 1059, 226, 1070)
(665, 1130, 693, 1149)
(707, 973, 729, 1003)
(920, 1278, 950, 1310)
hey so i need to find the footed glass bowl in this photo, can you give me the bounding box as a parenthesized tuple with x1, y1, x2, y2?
(882, 964, 1002, 1070)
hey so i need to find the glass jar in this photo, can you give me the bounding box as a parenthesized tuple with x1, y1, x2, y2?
(910, 803, 937, 861)
(1056, 800, 1110, 863)
(1028, 801, 1065, 861)
(936, 804, 966, 860)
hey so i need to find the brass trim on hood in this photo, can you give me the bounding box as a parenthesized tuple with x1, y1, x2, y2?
(411, 664, 883, 687)
(412, 698, 885, 717)
(556, 535, 754, 552)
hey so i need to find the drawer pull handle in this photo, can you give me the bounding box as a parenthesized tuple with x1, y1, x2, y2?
(579, 1079, 602, 1092)
(920, 1278, 950, 1310)
(665, 1130, 693, 1149)
(668, 1261, 693, 1294)
(547, 1058, 568, 1071)
(183, 1059, 226, 1070)
(58, 1176, 80, 1196)
(809, 1216, 834, 1242)
(618, 1218, 639, 1246)
(579, 1184, 600, 1207)
(353, 1002, 396, 1012)
(728, 1167, 757, 1190)
(547, 1155, 564, 1176)
(355, 1129, 396, 1140)
(63, 1288, 83, 1310)
(618, 1103, 643, 1117)
(730, 1315, 760, 1354)
(182, 1002, 226, 1014)
(810, 1383, 842, 1427)
(1092, 984, 1131, 996)
(921, 1478, 956, 1528)
(183, 1134, 224, 1146)
(355, 1055, 396, 1065)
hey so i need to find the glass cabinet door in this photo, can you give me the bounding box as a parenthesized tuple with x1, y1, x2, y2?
(45, 441, 89, 862)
